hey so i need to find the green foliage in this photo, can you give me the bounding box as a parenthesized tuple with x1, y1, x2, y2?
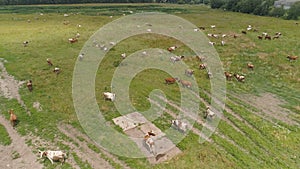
(286, 1, 300, 20)
(0, 124, 11, 145)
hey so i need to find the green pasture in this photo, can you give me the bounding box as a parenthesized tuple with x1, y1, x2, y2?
(0, 3, 299, 169)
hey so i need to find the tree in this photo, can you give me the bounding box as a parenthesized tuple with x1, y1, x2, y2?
(286, 1, 300, 20)
(210, 0, 225, 9)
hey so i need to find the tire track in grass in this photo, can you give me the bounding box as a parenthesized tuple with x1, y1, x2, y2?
(59, 124, 131, 169)
(153, 92, 292, 168)
(199, 90, 295, 168)
(147, 97, 250, 155)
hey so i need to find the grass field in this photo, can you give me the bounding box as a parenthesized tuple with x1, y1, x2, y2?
(0, 3, 299, 169)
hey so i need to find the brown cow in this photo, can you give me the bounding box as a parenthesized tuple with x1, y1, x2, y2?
(247, 63, 254, 70)
(26, 80, 33, 92)
(224, 72, 233, 80)
(287, 55, 298, 62)
(68, 38, 78, 43)
(165, 77, 177, 85)
(9, 109, 17, 127)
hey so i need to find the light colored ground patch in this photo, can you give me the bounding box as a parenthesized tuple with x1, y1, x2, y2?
(0, 116, 43, 169)
(237, 93, 299, 126)
(0, 60, 30, 115)
(113, 112, 182, 164)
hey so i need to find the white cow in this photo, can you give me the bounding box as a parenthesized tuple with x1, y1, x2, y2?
(39, 150, 67, 164)
(205, 106, 215, 119)
(144, 131, 156, 155)
(171, 119, 188, 133)
(103, 92, 116, 101)
(170, 55, 184, 63)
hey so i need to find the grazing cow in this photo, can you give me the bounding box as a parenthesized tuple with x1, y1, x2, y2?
(204, 106, 215, 119)
(47, 58, 53, 66)
(103, 92, 116, 101)
(247, 63, 254, 70)
(257, 35, 263, 40)
(39, 150, 67, 165)
(121, 53, 126, 59)
(234, 73, 245, 82)
(262, 32, 268, 36)
(221, 40, 225, 46)
(265, 35, 271, 40)
(171, 119, 188, 133)
(68, 38, 78, 43)
(23, 41, 29, 47)
(224, 72, 233, 80)
(287, 55, 298, 62)
(199, 63, 206, 70)
(170, 55, 184, 63)
(165, 77, 177, 85)
(198, 26, 205, 30)
(53, 67, 60, 75)
(26, 80, 33, 92)
(167, 46, 177, 52)
(178, 79, 192, 88)
(8, 109, 17, 127)
(210, 25, 216, 29)
(144, 131, 156, 155)
(78, 53, 84, 61)
(273, 35, 280, 39)
(185, 69, 194, 77)
(209, 41, 216, 46)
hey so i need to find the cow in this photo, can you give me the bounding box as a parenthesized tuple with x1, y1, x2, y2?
(165, 77, 177, 85)
(167, 46, 177, 52)
(8, 109, 17, 127)
(53, 67, 60, 75)
(234, 73, 245, 82)
(241, 30, 247, 34)
(287, 55, 298, 62)
(178, 79, 192, 88)
(47, 58, 53, 66)
(23, 41, 29, 47)
(26, 80, 33, 92)
(199, 63, 206, 70)
(224, 72, 233, 80)
(39, 150, 67, 165)
(170, 55, 184, 63)
(204, 106, 215, 119)
(247, 63, 254, 70)
(68, 38, 78, 43)
(265, 35, 271, 40)
(185, 69, 194, 77)
(144, 131, 156, 155)
(103, 92, 116, 101)
(257, 35, 263, 40)
(171, 119, 188, 133)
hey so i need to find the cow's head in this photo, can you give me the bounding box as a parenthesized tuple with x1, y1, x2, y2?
(38, 150, 47, 158)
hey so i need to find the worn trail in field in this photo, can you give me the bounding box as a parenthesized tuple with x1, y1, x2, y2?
(0, 115, 43, 169)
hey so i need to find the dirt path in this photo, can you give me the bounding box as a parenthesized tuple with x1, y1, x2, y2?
(58, 123, 131, 169)
(0, 115, 43, 169)
(0, 60, 30, 115)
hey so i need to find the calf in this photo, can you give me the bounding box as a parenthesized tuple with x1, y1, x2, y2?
(39, 150, 67, 165)
(103, 92, 116, 101)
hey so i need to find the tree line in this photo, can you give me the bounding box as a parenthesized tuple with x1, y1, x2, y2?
(210, 0, 300, 20)
(0, 0, 299, 20)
